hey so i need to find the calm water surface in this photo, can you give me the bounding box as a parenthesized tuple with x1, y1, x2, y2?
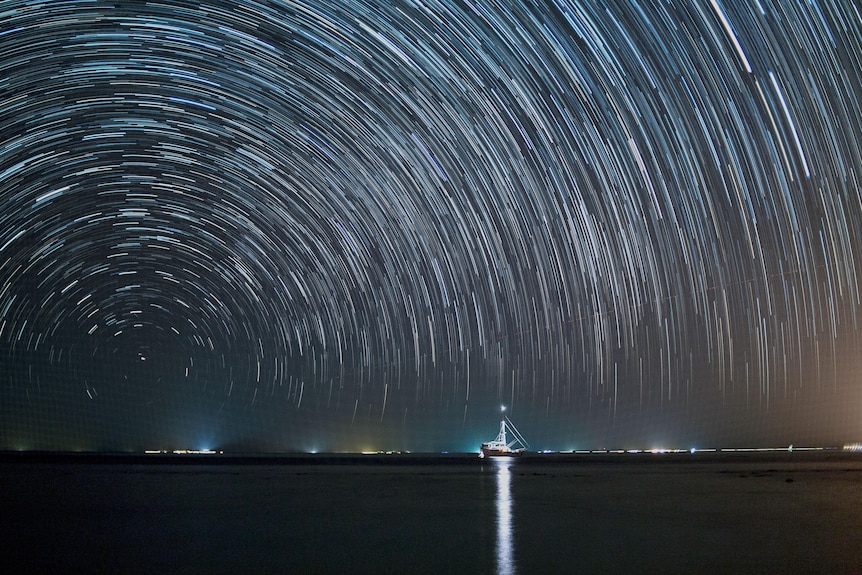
(2, 453, 862, 574)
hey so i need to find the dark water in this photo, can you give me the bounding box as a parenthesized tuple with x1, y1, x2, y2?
(2, 452, 862, 574)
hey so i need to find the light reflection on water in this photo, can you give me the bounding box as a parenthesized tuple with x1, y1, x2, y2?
(493, 457, 516, 575)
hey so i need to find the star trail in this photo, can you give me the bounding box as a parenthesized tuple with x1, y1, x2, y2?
(2, 0, 861, 451)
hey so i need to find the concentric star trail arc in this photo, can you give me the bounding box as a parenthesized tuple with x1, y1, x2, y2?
(1, 0, 861, 450)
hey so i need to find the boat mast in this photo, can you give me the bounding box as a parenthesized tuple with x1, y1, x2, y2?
(496, 406, 508, 444)
(500, 405, 529, 450)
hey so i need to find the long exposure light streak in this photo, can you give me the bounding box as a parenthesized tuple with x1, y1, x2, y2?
(1, 0, 861, 450)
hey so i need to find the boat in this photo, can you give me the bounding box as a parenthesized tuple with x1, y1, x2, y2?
(479, 407, 529, 458)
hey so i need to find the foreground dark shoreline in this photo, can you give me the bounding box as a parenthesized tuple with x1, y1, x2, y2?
(2, 448, 859, 467)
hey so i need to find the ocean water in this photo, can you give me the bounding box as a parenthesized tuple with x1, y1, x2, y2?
(2, 452, 862, 574)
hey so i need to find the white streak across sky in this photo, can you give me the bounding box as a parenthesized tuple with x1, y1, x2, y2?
(1, 0, 861, 450)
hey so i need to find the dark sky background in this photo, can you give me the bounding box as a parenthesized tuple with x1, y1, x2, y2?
(2, 0, 861, 452)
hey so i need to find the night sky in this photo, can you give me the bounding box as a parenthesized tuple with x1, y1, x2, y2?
(2, 0, 861, 452)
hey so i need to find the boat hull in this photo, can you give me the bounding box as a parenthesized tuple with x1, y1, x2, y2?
(480, 446, 524, 458)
